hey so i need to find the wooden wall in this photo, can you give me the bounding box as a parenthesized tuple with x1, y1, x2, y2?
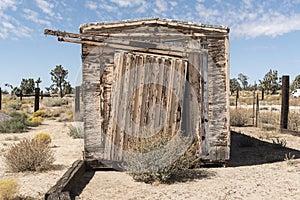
(81, 22, 230, 164)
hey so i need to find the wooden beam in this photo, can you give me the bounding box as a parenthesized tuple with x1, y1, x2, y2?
(58, 37, 189, 57)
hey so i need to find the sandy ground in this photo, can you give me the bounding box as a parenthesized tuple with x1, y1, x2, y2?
(0, 119, 84, 199)
(1, 121, 300, 199)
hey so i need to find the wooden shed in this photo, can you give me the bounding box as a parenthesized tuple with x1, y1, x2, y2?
(45, 18, 230, 167)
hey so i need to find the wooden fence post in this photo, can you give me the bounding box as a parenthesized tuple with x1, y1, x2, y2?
(235, 88, 239, 109)
(256, 93, 259, 127)
(41, 90, 43, 100)
(34, 88, 40, 112)
(252, 90, 255, 126)
(280, 75, 289, 129)
(75, 86, 80, 113)
(20, 91, 23, 101)
(0, 87, 2, 110)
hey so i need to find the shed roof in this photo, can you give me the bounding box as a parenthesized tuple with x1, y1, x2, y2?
(80, 18, 229, 34)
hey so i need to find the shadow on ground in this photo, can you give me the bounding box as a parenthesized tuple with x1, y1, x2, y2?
(229, 131, 300, 167)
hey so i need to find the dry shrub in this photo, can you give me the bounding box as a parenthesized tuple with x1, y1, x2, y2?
(288, 111, 300, 131)
(124, 130, 199, 184)
(33, 133, 51, 145)
(43, 98, 69, 107)
(230, 109, 249, 127)
(32, 110, 48, 118)
(28, 116, 44, 125)
(4, 139, 54, 172)
(0, 179, 19, 200)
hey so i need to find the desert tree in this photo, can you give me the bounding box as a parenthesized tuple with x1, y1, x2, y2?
(230, 78, 240, 95)
(291, 75, 300, 91)
(237, 73, 249, 90)
(259, 69, 280, 95)
(20, 78, 35, 95)
(50, 65, 71, 98)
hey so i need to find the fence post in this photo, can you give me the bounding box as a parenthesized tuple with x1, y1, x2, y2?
(261, 89, 265, 100)
(256, 93, 259, 127)
(34, 88, 40, 112)
(235, 88, 239, 109)
(280, 75, 289, 129)
(75, 86, 80, 113)
(20, 91, 23, 101)
(0, 87, 2, 110)
(252, 90, 255, 125)
(40, 90, 43, 100)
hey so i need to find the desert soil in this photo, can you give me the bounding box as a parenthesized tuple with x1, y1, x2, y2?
(1, 122, 300, 200)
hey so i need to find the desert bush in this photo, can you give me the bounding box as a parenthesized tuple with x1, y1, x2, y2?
(0, 112, 43, 133)
(28, 116, 44, 125)
(5, 100, 22, 111)
(288, 111, 300, 131)
(68, 124, 84, 139)
(124, 131, 199, 184)
(4, 139, 54, 172)
(230, 109, 248, 127)
(43, 98, 69, 107)
(0, 179, 19, 200)
(33, 133, 51, 145)
(32, 110, 48, 118)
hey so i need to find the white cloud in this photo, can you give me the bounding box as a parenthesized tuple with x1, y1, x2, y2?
(23, 8, 51, 26)
(170, 1, 178, 7)
(0, 12, 31, 39)
(0, 0, 18, 11)
(154, 0, 168, 13)
(34, 0, 54, 17)
(85, 1, 97, 10)
(234, 13, 300, 38)
(110, 0, 145, 7)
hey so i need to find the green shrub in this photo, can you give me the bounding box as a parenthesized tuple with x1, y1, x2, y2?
(4, 139, 55, 172)
(0, 179, 19, 200)
(230, 109, 248, 127)
(0, 112, 40, 133)
(124, 132, 199, 184)
(33, 133, 51, 145)
(68, 124, 84, 139)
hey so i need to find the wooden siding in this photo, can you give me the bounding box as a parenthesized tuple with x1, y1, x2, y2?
(46, 19, 230, 164)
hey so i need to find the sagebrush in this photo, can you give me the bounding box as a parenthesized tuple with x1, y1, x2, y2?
(0, 179, 19, 200)
(0, 112, 39, 133)
(68, 124, 84, 139)
(124, 131, 199, 184)
(4, 139, 54, 172)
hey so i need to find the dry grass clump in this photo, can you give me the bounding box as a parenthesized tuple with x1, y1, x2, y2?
(124, 131, 199, 184)
(68, 124, 84, 139)
(230, 109, 250, 127)
(33, 133, 51, 145)
(42, 97, 69, 107)
(288, 111, 300, 131)
(0, 179, 19, 200)
(4, 138, 54, 172)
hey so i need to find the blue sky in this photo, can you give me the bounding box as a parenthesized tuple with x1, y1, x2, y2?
(1, 0, 300, 91)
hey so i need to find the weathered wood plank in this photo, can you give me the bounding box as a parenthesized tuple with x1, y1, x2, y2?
(45, 160, 86, 200)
